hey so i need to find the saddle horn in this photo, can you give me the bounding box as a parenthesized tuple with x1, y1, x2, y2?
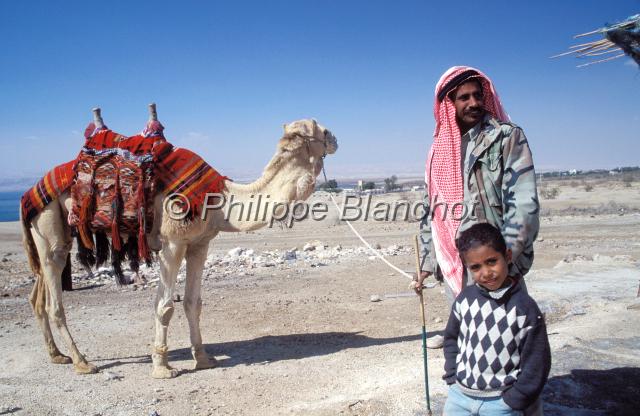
(92, 108, 105, 129)
(148, 103, 158, 122)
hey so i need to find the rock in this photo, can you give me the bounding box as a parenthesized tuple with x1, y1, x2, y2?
(316, 251, 337, 260)
(304, 240, 326, 251)
(374, 243, 382, 250)
(370, 295, 382, 302)
(103, 371, 122, 381)
(282, 250, 296, 261)
(433, 317, 443, 324)
(228, 247, 244, 257)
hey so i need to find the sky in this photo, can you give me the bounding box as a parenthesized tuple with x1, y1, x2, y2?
(1, 0, 639, 184)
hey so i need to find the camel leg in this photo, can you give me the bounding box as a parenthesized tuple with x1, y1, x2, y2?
(31, 214, 97, 374)
(183, 239, 217, 370)
(29, 269, 71, 364)
(151, 240, 186, 379)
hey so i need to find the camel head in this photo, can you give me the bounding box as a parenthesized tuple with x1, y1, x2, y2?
(277, 119, 338, 201)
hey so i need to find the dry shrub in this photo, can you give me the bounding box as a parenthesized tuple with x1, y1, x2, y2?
(540, 186, 560, 200)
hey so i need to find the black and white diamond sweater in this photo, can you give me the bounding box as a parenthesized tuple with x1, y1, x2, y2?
(442, 277, 551, 410)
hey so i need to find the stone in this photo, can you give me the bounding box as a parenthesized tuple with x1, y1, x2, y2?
(103, 371, 122, 381)
(370, 295, 382, 302)
(282, 250, 296, 261)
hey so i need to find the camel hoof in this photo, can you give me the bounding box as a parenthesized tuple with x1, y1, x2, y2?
(51, 354, 72, 365)
(74, 361, 98, 374)
(151, 366, 179, 379)
(194, 356, 218, 370)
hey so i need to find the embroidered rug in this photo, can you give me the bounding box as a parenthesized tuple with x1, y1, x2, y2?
(21, 160, 75, 225)
(153, 142, 228, 219)
(21, 129, 228, 226)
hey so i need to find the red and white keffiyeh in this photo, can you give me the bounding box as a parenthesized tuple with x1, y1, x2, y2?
(426, 66, 509, 296)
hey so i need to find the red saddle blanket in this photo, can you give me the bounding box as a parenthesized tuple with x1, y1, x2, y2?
(68, 130, 161, 256)
(21, 160, 76, 225)
(21, 129, 228, 258)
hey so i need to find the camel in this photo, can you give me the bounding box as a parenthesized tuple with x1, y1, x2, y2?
(21, 112, 338, 378)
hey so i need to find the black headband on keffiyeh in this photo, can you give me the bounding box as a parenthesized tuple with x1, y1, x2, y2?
(436, 69, 480, 102)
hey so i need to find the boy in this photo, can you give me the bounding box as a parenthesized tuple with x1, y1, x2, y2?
(443, 223, 550, 415)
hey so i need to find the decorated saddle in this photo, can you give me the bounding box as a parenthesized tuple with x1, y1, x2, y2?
(21, 106, 228, 283)
(68, 126, 163, 268)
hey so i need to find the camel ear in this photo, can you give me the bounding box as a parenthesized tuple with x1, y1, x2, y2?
(282, 123, 287, 132)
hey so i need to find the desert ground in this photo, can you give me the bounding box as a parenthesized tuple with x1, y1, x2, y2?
(1, 176, 639, 416)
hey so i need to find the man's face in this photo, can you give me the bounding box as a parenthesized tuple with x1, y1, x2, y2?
(452, 80, 485, 131)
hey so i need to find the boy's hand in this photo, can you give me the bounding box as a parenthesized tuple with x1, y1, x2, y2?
(411, 271, 432, 294)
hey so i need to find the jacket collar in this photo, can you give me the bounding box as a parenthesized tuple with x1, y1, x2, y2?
(476, 275, 523, 301)
(467, 115, 502, 171)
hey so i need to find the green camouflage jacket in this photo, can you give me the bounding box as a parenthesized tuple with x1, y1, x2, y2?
(419, 116, 540, 277)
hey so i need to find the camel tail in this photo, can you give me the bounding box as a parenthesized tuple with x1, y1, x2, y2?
(20, 206, 42, 279)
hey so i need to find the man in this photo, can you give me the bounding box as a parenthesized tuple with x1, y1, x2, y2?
(414, 66, 539, 349)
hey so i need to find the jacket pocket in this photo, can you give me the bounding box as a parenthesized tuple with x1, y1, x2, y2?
(477, 147, 503, 208)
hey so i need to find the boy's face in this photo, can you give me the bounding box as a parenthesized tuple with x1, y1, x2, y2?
(463, 245, 512, 291)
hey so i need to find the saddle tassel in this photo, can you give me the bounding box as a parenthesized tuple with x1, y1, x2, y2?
(136, 175, 150, 263)
(78, 193, 95, 251)
(111, 172, 122, 252)
(138, 210, 149, 264)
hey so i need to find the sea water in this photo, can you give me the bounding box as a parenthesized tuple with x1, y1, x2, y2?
(0, 191, 22, 222)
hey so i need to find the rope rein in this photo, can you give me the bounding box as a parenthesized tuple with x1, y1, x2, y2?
(320, 163, 414, 281)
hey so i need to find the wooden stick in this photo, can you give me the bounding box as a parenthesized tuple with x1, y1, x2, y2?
(569, 38, 610, 49)
(577, 53, 626, 67)
(148, 103, 158, 121)
(414, 235, 432, 415)
(576, 42, 617, 56)
(92, 107, 104, 129)
(574, 28, 604, 38)
(550, 40, 611, 59)
(583, 47, 623, 57)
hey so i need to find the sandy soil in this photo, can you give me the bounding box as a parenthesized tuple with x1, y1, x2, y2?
(1, 180, 639, 415)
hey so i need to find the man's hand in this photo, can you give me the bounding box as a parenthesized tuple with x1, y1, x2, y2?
(411, 271, 432, 294)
